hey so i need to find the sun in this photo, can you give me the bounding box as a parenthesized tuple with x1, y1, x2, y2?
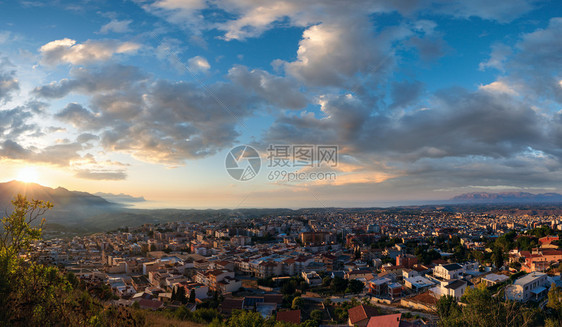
(16, 167, 40, 184)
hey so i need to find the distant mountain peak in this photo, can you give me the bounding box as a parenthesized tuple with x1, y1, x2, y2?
(0, 181, 113, 206)
(450, 191, 562, 203)
(94, 192, 146, 203)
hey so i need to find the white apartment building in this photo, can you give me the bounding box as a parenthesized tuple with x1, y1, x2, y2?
(505, 272, 549, 302)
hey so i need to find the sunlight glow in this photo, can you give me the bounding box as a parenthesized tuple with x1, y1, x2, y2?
(16, 167, 40, 184)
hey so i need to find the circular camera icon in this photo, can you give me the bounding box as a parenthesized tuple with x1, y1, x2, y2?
(225, 145, 261, 181)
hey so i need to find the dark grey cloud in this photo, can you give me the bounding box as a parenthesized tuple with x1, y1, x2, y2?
(390, 80, 424, 109)
(228, 65, 307, 110)
(0, 57, 19, 103)
(76, 133, 99, 143)
(55, 103, 101, 130)
(263, 86, 550, 183)
(35, 60, 315, 164)
(33, 64, 146, 98)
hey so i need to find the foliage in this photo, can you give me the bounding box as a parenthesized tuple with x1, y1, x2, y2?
(172, 306, 222, 324)
(329, 276, 348, 294)
(310, 309, 323, 321)
(291, 296, 304, 310)
(0, 195, 143, 326)
(437, 283, 539, 327)
(345, 279, 364, 294)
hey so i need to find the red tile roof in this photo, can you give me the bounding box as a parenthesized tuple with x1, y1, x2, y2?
(348, 304, 379, 324)
(276, 310, 301, 324)
(220, 298, 244, 314)
(366, 313, 401, 327)
(138, 298, 163, 310)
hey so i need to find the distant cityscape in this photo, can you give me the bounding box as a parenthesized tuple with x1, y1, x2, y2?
(31, 206, 562, 325)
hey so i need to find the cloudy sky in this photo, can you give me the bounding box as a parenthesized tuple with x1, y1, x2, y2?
(0, 0, 561, 208)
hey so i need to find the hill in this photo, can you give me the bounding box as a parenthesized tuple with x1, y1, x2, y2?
(449, 191, 562, 204)
(0, 181, 122, 230)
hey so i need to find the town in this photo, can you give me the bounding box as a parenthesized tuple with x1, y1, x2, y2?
(31, 208, 562, 326)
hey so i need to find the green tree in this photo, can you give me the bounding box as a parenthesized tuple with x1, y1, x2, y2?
(346, 279, 364, 294)
(226, 310, 264, 327)
(322, 276, 332, 287)
(0, 195, 142, 326)
(493, 247, 504, 270)
(438, 283, 538, 327)
(330, 277, 348, 294)
(292, 296, 304, 310)
(310, 309, 323, 322)
(189, 289, 196, 303)
(176, 286, 187, 304)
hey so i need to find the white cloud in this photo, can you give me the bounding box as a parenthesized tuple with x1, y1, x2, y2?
(99, 19, 132, 34)
(479, 43, 511, 71)
(187, 55, 210, 73)
(284, 21, 410, 87)
(479, 81, 517, 95)
(39, 38, 141, 65)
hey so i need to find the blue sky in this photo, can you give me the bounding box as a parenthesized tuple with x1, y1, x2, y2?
(0, 0, 562, 208)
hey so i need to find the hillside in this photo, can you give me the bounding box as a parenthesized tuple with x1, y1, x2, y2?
(449, 191, 562, 204)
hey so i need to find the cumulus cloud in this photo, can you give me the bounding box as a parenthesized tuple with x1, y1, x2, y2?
(140, 0, 535, 43)
(390, 80, 425, 109)
(479, 43, 512, 71)
(33, 64, 146, 98)
(284, 20, 409, 88)
(37, 66, 252, 164)
(480, 17, 562, 104)
(187, 55, 210, 73)
(55, 103, 101, 130)
(228, 65, 307, 109)
(263, 84, 553, 191)
(39, 38, 141, 65)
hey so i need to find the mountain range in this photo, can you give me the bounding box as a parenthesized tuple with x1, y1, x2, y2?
(449, 191, 562, 204)
(3, 181, 562, 237)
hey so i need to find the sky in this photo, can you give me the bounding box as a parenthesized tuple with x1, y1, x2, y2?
(0, 0, 562, 209)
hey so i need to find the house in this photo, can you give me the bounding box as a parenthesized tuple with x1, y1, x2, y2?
(137, 298, 164, 310)
(302, 271, 322, 286)
(176, 281, 209, 300)
(131, 275, 151, 292)
(220, 297, 244, 315)
(434, 263, 464, 280)
(404, 276, 435, 292)
(397, 254, 418, 269)
(369, 278, 391, 296)
(539, 235, 559, 246)
(256, 302, 277, 318)
(481, 273, 509, 287)
(430, 279, 469, 300)
(243, 296, 265, 309)
(388, 283, 403, 298)
(366, 313, 401, 327)
(348, 304, 380, 327)
(505, 272, 549, 302)
(346, 269, 374, 280)
(264, 294, 283, 308)
(277, 310, 301, 324)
